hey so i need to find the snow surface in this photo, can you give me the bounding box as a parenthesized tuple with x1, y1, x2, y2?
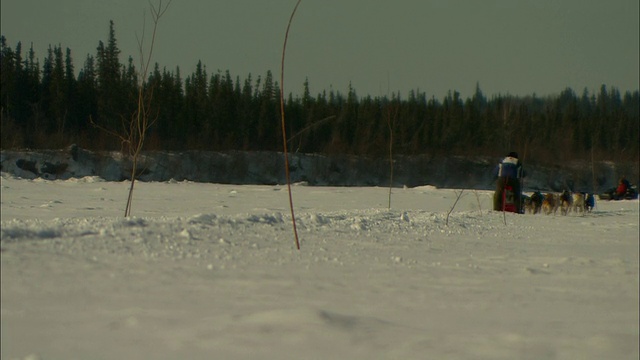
(1, 173, 638, 360)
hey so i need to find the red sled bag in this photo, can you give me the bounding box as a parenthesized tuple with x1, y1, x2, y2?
(502, 185, 518, 213)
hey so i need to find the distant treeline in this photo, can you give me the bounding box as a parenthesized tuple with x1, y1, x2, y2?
(1, 23, 639, 165)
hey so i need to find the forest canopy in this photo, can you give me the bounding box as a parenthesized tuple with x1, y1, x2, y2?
(1, 22, 638, 166)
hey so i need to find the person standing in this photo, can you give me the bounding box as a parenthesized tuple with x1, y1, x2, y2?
(493, 152, 525, 212)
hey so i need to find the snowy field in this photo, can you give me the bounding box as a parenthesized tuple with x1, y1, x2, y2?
(1, 173, 638, 360)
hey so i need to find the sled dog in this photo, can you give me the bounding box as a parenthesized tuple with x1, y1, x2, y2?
(560, 190, 573, 216)
(529, 191, 543, 214)
(572, 192, 586, 214)
(585, 193, 595, 212)
(542, 193, 557, 215)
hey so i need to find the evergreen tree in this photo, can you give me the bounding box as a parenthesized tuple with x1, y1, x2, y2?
(256, 70, 278, 150)
(76, 54, 98, 144)
(95, 20, 126, 141)
(184, 61, 209, 147)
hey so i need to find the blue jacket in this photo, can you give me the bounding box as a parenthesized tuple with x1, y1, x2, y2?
(494, 156, 523, 179)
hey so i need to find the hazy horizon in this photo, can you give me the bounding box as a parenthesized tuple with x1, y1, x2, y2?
(2, 0, 638, 99)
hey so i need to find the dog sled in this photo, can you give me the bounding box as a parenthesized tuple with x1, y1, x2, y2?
(501, 185, 520, 213)
(598, 185, 638, 200)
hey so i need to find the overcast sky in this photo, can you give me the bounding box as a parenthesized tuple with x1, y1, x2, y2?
(2, 0, 638, 99)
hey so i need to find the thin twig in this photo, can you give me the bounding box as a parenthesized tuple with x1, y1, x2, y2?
(123, 0, 172, 217)
(446, 189, 465, 226)
(280, 0, 302, 250)
(473, 190, 483, 216)
(387, 98, 399, 209)
(591, 144, 598, 211)
(388, 115, 393, 209)
(502, 178, 507, 225)
(286, 115, 336, 144)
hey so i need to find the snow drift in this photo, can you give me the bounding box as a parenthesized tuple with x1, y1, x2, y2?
(1, 173, 638, 359)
